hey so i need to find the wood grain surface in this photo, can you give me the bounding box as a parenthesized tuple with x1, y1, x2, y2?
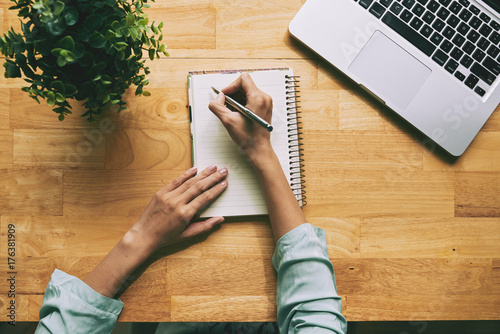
(0, 0, 499, 324)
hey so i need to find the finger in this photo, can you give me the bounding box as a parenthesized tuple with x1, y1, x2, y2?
(186, 173, 228, 214)
(222, 73, 259, 96)
(181, 167, 228, 204)
(172, 164, 219, 197)
(181, 216, 225, 239)
(208, 92, 233, 122)
(161, 166, 198, 193)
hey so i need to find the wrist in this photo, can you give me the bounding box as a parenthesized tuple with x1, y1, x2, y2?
(246, 143, 275, 168)
(120, 228, 156, 264)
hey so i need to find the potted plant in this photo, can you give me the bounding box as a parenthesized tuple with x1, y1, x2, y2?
(0, 0, 168, 121)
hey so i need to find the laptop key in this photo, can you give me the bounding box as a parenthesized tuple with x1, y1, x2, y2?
(458, 0, 469, 5)
(458, 8, 472, 22)
(433, 49, 449, 65)
(390, 2, 404, 15)
(457, 22, 470, 35)
(412, 4, 425, 16)
(473, 49, 486, 62)
(441, 39, 454, 52)
(483, 56, 500, 76)
(471, 63, 496, 84)
(469, 5, 480, 16)
(410, 17, 424, 30)
(430, 32, 444, 45)
(421, 24, 434, 37)
(401, 9, 414, 22)
(479, 24, 493, 38)
(422, 11, 435, 24)
(455, 71, 466, 81)
(491, 21, 500, 31)
(370, 2, 386, 18)
(382, 12, 437, 56)
(437, 8, 450, 20)
(438, 0, 451, 6)
(451, 46, 464, 60)
(432, 18, 445, 32)
(460, 54, 473, 68)
(477, 37, 490, 51)
(467, 30, 480, 43)
(490, 31, 500, 45)
(464, 73, 479, 89)
(380, 0, 393, 7)
(359, 0, 374, 8)
(487, 45, 500, 59)
(443, 26, 455, 39)
(448, 1, 462, 14)
(445, 59, 459, 73)
(470, 16, 482, 30)
(417, 0, 429, 4)
(426, 0, 440, 13)
(452, 34, 465, 47)
(474, 86, 486, 97)
(402, 0, 416, 9)
(447, 14, 460, 28)
(479, 13, 491, 24)
(463, 41, 475, 54)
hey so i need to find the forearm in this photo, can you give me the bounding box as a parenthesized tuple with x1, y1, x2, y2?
(83, 228, 154, 298)
(248, 146, 306, 242)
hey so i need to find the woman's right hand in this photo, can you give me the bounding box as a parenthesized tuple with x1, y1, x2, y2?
(208, 73, 274, 163)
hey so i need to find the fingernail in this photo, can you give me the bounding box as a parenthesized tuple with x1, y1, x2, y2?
(220, 180, 228, 187)
(208, 164, 217, 172)
(220, 167, 228, 175)
(189, 166, 197, 173)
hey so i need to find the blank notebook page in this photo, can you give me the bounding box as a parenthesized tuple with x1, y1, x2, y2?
(189, 69, 293, 217)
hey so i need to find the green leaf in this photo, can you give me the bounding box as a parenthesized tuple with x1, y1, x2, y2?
(58, 113, 65, 121)
(58, 36, 75, 50)
(57, 56, 67, 67)
(148, 49, 155, 61)
(63, 6, 79, 26)
(50, 80, 65, 93)
(89, 32, 106, 49)
(3, 61, 21, 78)
(54, 1, 65, 16)
(85, 14, 104, 30)
(65, 84, 77, 96)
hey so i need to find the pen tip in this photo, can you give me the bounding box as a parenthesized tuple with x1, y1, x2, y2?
(268, 126, 273, 132)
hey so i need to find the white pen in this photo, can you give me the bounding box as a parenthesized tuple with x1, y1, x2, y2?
(211, 86, 273, 132)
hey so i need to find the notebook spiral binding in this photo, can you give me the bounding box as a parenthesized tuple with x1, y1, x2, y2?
(285, 75, 307, 207)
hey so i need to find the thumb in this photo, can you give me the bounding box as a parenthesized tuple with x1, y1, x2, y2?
(208, 92, 231, 120)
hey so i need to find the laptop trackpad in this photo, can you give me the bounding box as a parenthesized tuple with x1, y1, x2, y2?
(348, 31, 431, 109)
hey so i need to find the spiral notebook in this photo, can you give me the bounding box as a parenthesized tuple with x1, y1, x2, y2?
(188, 68, 305, 217)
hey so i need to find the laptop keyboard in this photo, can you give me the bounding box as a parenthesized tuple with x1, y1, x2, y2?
(354, 0, 500, 97)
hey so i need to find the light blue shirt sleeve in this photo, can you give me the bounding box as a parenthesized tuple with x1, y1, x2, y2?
(272, 223, 347, 334)
(35, 269, 124, 334)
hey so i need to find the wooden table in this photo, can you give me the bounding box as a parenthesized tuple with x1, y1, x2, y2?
(1, 0, 499, 324)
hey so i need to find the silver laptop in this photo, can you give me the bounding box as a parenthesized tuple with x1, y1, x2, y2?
(290, 0, 500, 156)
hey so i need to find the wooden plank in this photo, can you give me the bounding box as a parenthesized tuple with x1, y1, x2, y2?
(361, 218, 500, 258)
(303, 170, 454, 218)
(302, 131, 423, 171)
(63, 170, 180, 217)
(0, 89, 9, 129)
(309, 217, 361, 258)
(300, 90, 339, 132)
(346, 295, 500, 321)
(214, 0, 304, 53)
(455, 172, 500, 217)
(0, 129, 12, 168)
(13, 129, 105, 168)
(166, 257, 276, 296)
(339, 90, 403, 132)
(423, 132, 500, 172)
(493, 259, 500, 296)
(0, 168, 62, 216)
(105, 129, 190, 170)
(170, 295, 276, 322)
(146, 1, 215, 50)
(336, 258, 492, 296)
(482, 104, 500, 132)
